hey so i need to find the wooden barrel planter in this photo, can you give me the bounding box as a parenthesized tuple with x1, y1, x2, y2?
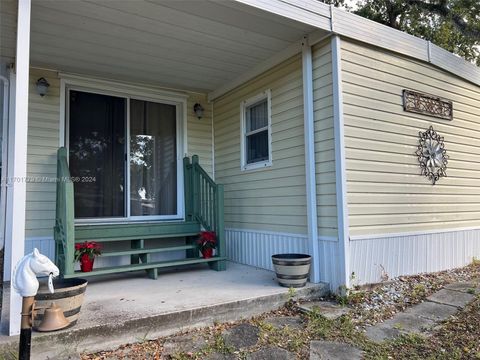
(34, 278, 88, 329)
(271, 254, 311, 288)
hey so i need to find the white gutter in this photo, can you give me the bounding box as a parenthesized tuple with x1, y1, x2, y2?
(0, 73, 9, 251)
(301, 36, 320, 283)
(331, 35, 350, 292)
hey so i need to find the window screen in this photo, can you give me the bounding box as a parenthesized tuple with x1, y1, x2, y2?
(245, 99, 269, 164)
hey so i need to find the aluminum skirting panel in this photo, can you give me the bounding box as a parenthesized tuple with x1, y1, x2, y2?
(317, 239, 342, 292)
(225, 228, 341, 290)
(225, 228, 309, 272)
(4, 237, 57, 281)
(25, 237, 55, 260)
(350, 228, 480, 285)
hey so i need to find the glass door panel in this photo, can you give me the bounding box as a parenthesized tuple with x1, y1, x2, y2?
(129, 99, 177, 216)
(69, 90, 126, 218)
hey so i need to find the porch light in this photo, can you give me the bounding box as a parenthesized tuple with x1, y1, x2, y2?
(193, 103, 204, 119)
(36, 77, 50, 97)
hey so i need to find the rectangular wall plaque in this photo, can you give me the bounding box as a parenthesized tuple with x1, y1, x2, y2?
(403, 89, 453, 120)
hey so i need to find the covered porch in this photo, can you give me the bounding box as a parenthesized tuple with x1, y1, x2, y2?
(1, 0, 331, 336)
(0, 262, 328, 358)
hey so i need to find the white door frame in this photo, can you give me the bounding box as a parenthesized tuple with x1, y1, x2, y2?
(60, 76, 188, 224)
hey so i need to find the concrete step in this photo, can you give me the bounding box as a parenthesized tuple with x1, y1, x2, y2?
(0, 262, 329, 359)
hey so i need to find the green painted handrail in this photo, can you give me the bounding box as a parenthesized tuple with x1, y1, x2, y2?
(184, 155, 225, 269)
(54, 147, 75, 276)
(54, 149, 226, 277)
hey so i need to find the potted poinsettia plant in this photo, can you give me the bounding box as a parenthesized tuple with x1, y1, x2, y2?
(197, 231, 216, 259)
(74, 241, 102, 272)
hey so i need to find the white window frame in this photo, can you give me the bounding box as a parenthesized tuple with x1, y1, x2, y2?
(59, 75, 188, 224)
(240, 89, 272, 171)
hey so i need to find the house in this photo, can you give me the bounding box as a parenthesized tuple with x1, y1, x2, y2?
(1, 0, 479, 337)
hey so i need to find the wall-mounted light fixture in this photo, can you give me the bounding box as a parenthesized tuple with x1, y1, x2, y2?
(36, 77, 50, 97)
(193, 103, 204, 120)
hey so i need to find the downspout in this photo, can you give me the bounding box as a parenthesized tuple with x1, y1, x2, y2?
(331, 35, 350, 292)
(0, 73, 9, 251)
(301, 36, 320, 283)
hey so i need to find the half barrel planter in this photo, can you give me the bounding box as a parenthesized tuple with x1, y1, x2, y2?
(34, 278, 88, 329)
(271, 254, 311, 288)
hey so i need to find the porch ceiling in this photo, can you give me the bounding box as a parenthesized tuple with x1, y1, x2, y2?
(29, 0, 318, 93)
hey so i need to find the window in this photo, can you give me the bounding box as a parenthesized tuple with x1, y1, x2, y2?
(67, 87, 183, 222)
(240, 90, 272, 170)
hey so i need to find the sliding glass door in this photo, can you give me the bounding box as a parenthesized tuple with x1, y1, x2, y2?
(129, 100, 177, 217)
(68, 89, 180, 221)
(69, 91, 126, 218)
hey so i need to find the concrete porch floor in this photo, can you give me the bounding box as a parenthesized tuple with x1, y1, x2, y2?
(0, 262, 328, 359)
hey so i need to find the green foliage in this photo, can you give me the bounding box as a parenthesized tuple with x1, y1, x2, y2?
(258, 320, 307, 353)
(325, 0, 480, 65)
(410, 284, 427, 300)
(206, 333, 235, 355)
(321, 0, 351, 7)
(287, 287, 297, 300)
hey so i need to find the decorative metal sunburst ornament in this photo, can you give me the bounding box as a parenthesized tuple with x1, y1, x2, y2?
(415, 126, 449, 185)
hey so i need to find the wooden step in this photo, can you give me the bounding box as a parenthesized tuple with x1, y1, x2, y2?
(63, 256, 227, 278)
(74, 221, 201, 242)
(102, 245, 197, 257)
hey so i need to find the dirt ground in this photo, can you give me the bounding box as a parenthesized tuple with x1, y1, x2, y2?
(82, 260, 480, 360)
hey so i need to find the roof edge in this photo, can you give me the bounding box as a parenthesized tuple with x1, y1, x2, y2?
(209, 0, 480, 101)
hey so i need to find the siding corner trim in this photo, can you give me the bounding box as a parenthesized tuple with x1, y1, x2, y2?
(302, 36, 320, 283)
(331, 35, 350, 291)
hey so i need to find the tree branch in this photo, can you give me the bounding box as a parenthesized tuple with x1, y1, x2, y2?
(405, 0, 480, 39)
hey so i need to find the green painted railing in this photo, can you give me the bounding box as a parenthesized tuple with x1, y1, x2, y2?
(54, 147, 226, 277)
(184, 155, 225, 270)
(53, 147, 76, 276)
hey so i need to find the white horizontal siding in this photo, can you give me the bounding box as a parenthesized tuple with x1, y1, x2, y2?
(350, 228, 480, 284)
(213, 55, 308, 235)
(341, 40, 480, 236)
(312, 40, 337, 238)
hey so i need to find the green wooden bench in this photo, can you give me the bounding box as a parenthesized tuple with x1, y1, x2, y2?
(54, 147, 226, 279)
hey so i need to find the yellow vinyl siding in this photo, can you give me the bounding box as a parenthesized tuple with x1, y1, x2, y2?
(0, 0, 16, 63)
(213, 55, 308, 235)
(26, 69, 60, 238)
(186, 93, 213, 177)
(313, 40, 337, 238)
(341, 39, 480, 236)
(25, 68, 213, 238)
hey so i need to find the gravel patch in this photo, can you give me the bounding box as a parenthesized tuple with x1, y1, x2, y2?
(349, 264, 480, 326)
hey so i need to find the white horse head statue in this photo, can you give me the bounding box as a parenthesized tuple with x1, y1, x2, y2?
(13, 248, 60, 297)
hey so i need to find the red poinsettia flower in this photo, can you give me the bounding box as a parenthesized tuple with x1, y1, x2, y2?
(197, 231, 217, 251)
(74, 241, 102, 262)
